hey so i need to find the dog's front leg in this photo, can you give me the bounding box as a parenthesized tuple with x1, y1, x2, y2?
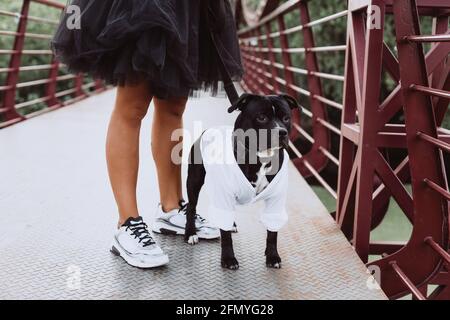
(265, 231, 281, 268)
(184, 142, 205, 245)
(220, 229, 239, 270)
(185, 204, 198, 245)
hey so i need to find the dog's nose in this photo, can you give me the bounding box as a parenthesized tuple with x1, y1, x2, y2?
(276, 128, 288, 137)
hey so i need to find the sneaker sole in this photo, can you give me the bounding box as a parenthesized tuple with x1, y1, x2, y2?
(110, 238, 169, 269)
(152, 221, 220, 240)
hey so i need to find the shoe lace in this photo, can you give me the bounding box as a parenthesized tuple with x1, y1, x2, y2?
(126, 221, 155, 247)
(178, 199, 207, 223)
(178, 199, 188, 213)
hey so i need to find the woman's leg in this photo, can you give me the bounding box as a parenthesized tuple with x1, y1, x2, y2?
(152, 96, 187, 212)
(106, 81, 153, 225)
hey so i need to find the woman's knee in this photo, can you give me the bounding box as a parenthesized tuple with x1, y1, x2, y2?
(114, 84, 152, 122)
(119, 99, 150, 122)
(154, 97, 187, 119)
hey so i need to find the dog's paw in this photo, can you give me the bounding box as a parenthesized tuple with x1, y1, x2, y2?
(266, 255, 282, 269)
(221, 257, 239, 270)
(184, 229, 198, 244)
(187, 234, 199, 245)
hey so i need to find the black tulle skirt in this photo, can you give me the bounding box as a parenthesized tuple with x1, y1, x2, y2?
(51, 0, 244, 99)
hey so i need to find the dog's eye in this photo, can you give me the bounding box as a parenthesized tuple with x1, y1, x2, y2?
(256, 114, 269, 123)
(282, 116, 290, 123)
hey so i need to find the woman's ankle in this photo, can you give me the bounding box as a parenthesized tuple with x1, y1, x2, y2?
(118, 213, 140, 228)
(161, 199, 183, 213)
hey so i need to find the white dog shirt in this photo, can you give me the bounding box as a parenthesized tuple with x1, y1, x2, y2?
(199, 126, 289, 232)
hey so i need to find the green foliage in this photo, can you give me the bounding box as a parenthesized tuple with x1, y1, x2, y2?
(0, 0, 72, 117)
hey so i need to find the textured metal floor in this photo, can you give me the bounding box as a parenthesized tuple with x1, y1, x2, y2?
(0, 90, 386, 300)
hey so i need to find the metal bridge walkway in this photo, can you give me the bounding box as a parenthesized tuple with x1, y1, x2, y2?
(0, 90, 386, 300)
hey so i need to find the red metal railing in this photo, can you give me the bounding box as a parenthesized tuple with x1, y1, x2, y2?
(1, 0, 449, 301)
(237, 0, 450, 300)
(0, 0, 107, 128)
(238, 0, 346, 190)
(340, 0, 450, 300)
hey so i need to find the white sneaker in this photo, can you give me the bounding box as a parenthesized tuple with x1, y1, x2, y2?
(111, 216, 169, 268)
(152, 201, 220, 240)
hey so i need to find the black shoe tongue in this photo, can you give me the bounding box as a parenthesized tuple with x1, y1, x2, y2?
(122, 216, 143, 227)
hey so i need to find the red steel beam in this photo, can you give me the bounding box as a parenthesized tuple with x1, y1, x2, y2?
(410, 84, 450, 100)
(390, 261, 427, 300)
(294, 0, 330, 177)
(425, 237, 450, 265)
(264, 23, 281, 93)
(367, 0, 449, 300)
(405, 34, 450, 42)
(45, 54, 61, 108)
(349, 0, 386, 262)
(32, 0, 65, 9)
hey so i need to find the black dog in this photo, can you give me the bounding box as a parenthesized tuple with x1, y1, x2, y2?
(184, 93, 299, 270)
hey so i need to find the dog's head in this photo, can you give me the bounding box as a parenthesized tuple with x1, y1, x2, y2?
(228, 93, 300, 153)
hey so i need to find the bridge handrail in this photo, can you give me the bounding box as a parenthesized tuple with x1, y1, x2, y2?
(238, 0, 346, 198)
(0, 0, 107, 128)
(237, 0, 450, 300)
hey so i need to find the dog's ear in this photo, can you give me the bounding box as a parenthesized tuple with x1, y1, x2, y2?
(228, 93, 259, 113)
(279, 94, 300, 110)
